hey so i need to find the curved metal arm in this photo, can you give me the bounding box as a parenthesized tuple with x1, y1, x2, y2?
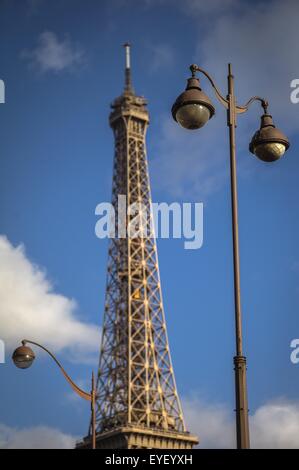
(190, 64, 229, 108)
(22, 340, 92, 402)
(190, 64, 268, 115)
(236, 96, 268, 114)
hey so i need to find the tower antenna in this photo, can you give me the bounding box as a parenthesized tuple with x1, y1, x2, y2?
(123, 42, 133, 93)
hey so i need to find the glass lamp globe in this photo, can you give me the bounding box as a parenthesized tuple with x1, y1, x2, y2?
(175, 103, 211, 130)
(252, 142, 287, 162)
(249, 114, 289, 163)
(172, 77, 215, 131)
(12, 345, 35, 369)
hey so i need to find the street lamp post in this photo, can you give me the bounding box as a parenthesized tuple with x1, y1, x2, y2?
(171, 63, 290, 449)
(12, 340, 97, 450)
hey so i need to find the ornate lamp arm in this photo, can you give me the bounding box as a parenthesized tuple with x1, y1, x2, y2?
(236, 97, 269, 114)
(190, 64, 229, 108)
(21, 340, 92, 402)
(190, 64, 268, 115)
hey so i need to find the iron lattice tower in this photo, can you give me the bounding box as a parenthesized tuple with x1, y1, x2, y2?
(78, 45, 198, 449)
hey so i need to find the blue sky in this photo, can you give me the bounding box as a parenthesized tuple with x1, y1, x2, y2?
(0, 0, 299, 448)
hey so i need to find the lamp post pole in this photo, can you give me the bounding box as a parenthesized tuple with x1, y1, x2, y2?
(12, 339, 97, 450)
(91, 371, 96, 450)
(227, 64, 250, 449)
(171, 62, 289, 449)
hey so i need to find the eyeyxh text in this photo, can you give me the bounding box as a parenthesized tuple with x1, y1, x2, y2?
(95, 195, 203, 250)
(149, 455, 193, 465)
(0, 79, 5, 104)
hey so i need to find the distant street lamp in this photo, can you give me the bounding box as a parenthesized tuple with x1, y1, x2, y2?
(171, 63, 290, 449)
(12, 340, 96, 450)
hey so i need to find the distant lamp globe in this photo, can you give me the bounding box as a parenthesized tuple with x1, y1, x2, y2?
(172, 77, 215, 130)
(12, 344, 35, 369)
(249, 114, 289, 162)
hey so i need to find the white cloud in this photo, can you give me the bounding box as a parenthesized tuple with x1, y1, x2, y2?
(183, 397, 299, 448)
(0, 235, 100, 364)
(195, 0, 298, 130)
(183, 397, 235, 448)
(151, 113, 228, 198)
(22, 31, 85, 73)
(183, 0, 239, 16)
(152, 0, 297, 199)
(27, 0, 45, 11)
(149, 43, 175, 72)
(291, 260, 299, 272)
(251, 400, 299, 448)
(2, 397, 298, 449)
(0, 423, 77, 449)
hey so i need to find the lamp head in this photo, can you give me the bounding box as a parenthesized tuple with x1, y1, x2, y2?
(12, 343, 35, 370)
(172, 76, 215, 130)
(249, 114, 289, 162)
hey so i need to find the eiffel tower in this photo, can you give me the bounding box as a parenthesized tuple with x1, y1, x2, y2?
(78, 45, 198, 450)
